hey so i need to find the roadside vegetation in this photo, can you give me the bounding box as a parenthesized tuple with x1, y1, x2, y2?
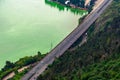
(8, 68, 29, 80)
(37, 0, 120, 80)
(0, 52, 46, 80)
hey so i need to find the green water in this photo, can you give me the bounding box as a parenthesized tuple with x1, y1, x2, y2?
(0, 0, 87, 69)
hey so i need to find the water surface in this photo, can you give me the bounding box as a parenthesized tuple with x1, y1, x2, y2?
(0, 0, 87, 69)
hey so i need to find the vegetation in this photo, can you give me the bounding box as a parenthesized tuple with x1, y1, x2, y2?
(37, 0, 120, 80)
(8, 68, 30, 80)
(0, 0, 87, 79)
(1, 0, 120, 80)
(81, 55, 120, 80)
(45, 0, 87, 15)
(52, 0, 96, 9)
(53, 0, 85, 8)
(0, 52, 46, 80)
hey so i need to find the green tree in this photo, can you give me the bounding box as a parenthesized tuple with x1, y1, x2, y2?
(2, 61, 15, 71)
(37, 51, 42, 56)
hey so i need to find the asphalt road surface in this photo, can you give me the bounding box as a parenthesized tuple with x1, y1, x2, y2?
(21, 0, 113, 80)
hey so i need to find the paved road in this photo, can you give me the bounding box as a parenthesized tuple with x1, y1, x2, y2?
(21, 0, 113, 80)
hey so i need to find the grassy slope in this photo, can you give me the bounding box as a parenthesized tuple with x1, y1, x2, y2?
(37, 0, 120, 80)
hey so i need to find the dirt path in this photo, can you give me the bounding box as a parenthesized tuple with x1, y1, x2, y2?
(85, 0, 91, 6)
(3, 72, 15, 80)
(2, 65, 30, 80)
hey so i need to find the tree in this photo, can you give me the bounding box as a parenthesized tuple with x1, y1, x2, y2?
(37, 51, 42, 56)
(80, 0, 85, 8)
(2, 61, 15, 71)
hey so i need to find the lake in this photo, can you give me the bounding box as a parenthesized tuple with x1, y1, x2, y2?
(0, 0, 87, 69)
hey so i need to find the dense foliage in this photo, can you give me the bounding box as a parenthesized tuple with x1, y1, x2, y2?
(37, 0, 120, 80)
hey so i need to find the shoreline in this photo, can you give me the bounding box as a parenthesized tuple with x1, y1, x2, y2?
(47, 0, 87, 10)
(0, 0, 89, 80)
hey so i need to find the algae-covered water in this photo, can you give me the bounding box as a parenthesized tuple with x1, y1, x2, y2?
(0, 0, 87, 69)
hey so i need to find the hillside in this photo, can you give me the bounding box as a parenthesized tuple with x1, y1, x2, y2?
(37, 0, 120, 80)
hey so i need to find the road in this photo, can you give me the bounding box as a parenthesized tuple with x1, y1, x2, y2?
(21, 0, 113, 80)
